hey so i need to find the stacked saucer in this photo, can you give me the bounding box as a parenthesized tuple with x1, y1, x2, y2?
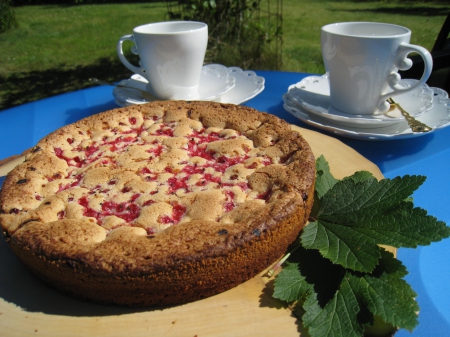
(283, 74, 450, 140)
(114, 64, 265, 106)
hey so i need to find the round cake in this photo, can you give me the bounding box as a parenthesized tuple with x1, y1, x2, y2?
(0, 101, 315, 307)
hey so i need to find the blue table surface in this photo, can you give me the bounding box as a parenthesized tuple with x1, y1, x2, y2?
(1, 70, 449, 336)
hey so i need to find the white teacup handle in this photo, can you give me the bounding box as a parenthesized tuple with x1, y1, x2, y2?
(116, 34, 146, 76)
(377, 43, 433, 112)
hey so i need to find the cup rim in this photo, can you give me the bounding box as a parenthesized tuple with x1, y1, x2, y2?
(133, 21, 207, 35)
(321, 21, 411, 38)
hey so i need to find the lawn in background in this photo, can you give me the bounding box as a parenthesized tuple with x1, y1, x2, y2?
(282, 0, 449, 75)
(0, 0, 449, 110)
(0, 2, 168, 110)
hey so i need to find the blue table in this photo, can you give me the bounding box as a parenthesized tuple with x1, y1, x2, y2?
(1, 70, 449, 336)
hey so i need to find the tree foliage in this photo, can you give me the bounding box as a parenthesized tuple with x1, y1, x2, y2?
(0, 0, 17, 34)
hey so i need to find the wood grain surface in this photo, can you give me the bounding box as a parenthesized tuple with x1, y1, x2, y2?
(0, 125, 383, 337)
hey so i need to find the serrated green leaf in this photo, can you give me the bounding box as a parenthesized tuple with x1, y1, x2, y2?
(297, 250, 418, 336)
(271, 156, 449, 337)
(288, 244, 345, 305)
(344, 170, 375, 184)
(319, 175, 426, 219)
(301, 220, 382, 273)
(302, 277, 363, 337)
(346, 202, 450, 248)
(301, 174, 450, 272)
(372, 248, 408, 279)
(349, 250, 419, 331)
(273, 262, 311, 303)
(315, 155, 338, 199)
(273, 246, 343, 304)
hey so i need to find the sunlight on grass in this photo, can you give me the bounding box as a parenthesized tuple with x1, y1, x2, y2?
(282, 0, 449, 74)
(0, 0, 448, 110)
(0, 3, 168, 74)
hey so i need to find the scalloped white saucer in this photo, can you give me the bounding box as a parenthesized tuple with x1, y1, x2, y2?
(114, 64, 264, 106)
(283, 87, 450, 141)
(202, 64, 265, 104)
(288, 75, 434, 128)
(113, 64, 236, 105)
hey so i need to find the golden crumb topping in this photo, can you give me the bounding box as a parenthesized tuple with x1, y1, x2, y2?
(0, 103, 301, 237)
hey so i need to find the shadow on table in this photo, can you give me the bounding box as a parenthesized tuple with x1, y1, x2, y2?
(259, 279, 310, 336)
(0, 237, 161, 316)
(0, 57, 134, 112)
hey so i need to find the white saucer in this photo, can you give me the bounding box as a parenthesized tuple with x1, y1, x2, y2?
(113, 64, 236, 105)
(283, 87, 450, 141)
(202, 64, 265, 104)
(113, 64, 264, 106)
(288, 75, 434, 128)
(199, 65, 237, 100)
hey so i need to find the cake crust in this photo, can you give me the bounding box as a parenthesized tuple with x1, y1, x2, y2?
(0, 101, 315, 306)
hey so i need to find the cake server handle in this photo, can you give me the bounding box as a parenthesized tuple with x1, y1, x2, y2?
(387, 97, 432, 133)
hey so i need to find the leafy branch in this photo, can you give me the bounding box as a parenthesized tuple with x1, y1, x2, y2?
(271, 155, 450, 337)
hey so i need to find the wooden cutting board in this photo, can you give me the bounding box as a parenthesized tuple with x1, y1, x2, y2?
(0, 125, 383, 337)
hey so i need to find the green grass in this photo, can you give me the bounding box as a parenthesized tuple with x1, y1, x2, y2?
(0, 0, 449, 110)
(281, 0, 450, 74)
(0, 2, 169, 110)
(0, 3, 167, 74)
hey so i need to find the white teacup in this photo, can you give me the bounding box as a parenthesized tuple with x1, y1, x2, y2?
(321, 22, 433, 115)
(117, 21, 208, 100)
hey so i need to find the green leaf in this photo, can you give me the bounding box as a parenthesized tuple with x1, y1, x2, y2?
(273, 262, 311, 303)
(301, 220, 382, 273)
(350, 249, 419, 331)
(300, 251, 418, 336)
(302, 277, 363, 337)
(271, 156, 449, 337)
(274, 245, 345, 305)
(344, 170, 375, 184)
(301, 174, 450, 272)
(315, 155, 338, 199)
(347, 202, 450, 249)
(372, 248, 408, 279)
(319, 175, 426, 220)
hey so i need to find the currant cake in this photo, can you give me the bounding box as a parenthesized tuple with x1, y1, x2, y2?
(0, 101, 315, 307)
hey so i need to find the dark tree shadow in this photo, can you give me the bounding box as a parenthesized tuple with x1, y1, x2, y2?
(340, 6, 450, 17)
(0, 56, 136, 111)
(0, 232, 169, 316)
(13, 0, 165, 6)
